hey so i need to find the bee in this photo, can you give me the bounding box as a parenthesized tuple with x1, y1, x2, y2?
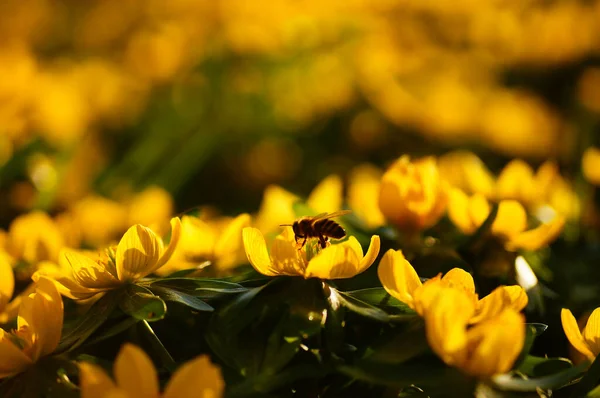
(280, 210, 351, 249)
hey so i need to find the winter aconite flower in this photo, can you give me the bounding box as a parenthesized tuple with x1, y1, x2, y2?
(377, 250, 526, 377)
(424, 286, 525, 377)
(79, 343, 224, 398)
(561, 308, 600, 362)
(35, 218, 181, 301)
(242, 227, 380, 279)
(447, 189, 565, 251)
(158, 213, 251, 276)
(0, 277, 63, 378)
(377, 249, 528, 322)
(378, 155, 448, 232)
(437, 150, 495, 198)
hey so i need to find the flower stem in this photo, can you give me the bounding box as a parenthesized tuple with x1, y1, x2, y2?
(141, 320, 177, 373)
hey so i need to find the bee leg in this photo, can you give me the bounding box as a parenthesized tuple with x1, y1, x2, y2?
(297, 236, 307, 250)
(318, 235, 327, 249)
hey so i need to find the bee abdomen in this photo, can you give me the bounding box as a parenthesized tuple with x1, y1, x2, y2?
(316, 219, 346, 239)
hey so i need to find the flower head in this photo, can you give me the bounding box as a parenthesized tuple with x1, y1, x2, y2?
(448, 189, 565, 251)
(242, 227, 380, 280)
(378, 155, 448, 232)
(377, 249, 527, 322)
(347, 164, 385, 229)
(158, 213, 251, 276)
(561, 308, 600, 362)
(0, 277, 63, 378)
(35, 218, 181, 300)
(79, 343, 224, 398)
(437, 150, 495, 198)
(377, 250, 526, 377)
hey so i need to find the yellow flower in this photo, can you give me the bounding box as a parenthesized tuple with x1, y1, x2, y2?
(437, 150, 495, 198)
(561, 308, 600, 362)
(0, 254, 33, 323)
(2, 211, 65, 268)
(158, 213, 251, 276)
(242, 227, 380, 279)
(71, 195, 129, 248)
(424, 286, 525, 377)
(448, 189, 565, 251)
(127, 186, 174, 237)
(79, 343, 224, 398)
(35, 218, 181, 301)
(583, 147, 600, 186)
(347, 164, 385, 229)
(0, 277, 63, 378)
(306, 174, 343, 215)
(377, 249, 527, 322)
(378, 155, 448, 232)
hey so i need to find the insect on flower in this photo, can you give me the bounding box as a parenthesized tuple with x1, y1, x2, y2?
(280, 210, 351, 249)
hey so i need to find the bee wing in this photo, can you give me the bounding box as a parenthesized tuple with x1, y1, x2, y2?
(310, 210, 352, 223)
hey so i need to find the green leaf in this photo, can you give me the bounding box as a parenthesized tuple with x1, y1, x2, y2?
(151, 286, 213, 311)
(364, 325, 429, 364)
(119, 285, 167, 322)
(143, 278, 247, 299)
(491, 362, 587, 392)
(345, 288, 416, 314)
(514, 323, 546, 368)
(329, 287, 389, 322)
(85, 317, 140, 346)
(517, 356, 573, 377)
(57, 291, 120, 353)
(571, 355, 600, 397)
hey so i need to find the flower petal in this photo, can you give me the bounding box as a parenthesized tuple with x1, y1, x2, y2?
(561, 308, 595, 361)
(424, 286, 475, 366)
(471, 287, 510, 324)
(305, 242, 360, 279)
(148, 217, 182, 275)
(242, 228, 279, 276)
(462, 310, 525, 376)
(468, 194, 491, 228)
(116, 224, 164, 282)
(377, 249, 421, 308)
(269, 228, 307, 276)
(583, 308, 600, 358)
(0, 252, 14, 311)
(164, 355, 225, 398)
(79, 362, 117, 398)
(502, 285, 529, 312)
(506, 215, 565, 251)
(496, 159, 535, 203)
(32, 277, 63, 358)
(354, 235, 380, 274)
(307, 174, 343, 214)
(64, 250, 121, 289)
(33, 259, 107, 301)
(447, 188, 476, 234)
(114, 344, 159, 398)
(0, 329, 33, 377)
(442, 268, 476, 298)
(492, 200, 528, 239)
(214, 213, 251, 270)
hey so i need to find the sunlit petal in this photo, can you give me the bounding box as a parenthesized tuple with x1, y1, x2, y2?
(64, 250, 120, 289)
(214, 213, 251, 270)
(307, 174, 343, 214)
(164, 355, 225, 398)
(270, 229, 307, 276)
(447, 188, 476, 234)
(79, 362, 117, 398)
(355, 235, 380, 274)
(442, 269, 476, 297)
(0, 253, 14, 311)
(377, 249, 421, 308)
(145, 217, 182, 276)
(561, 308, 595, 361)
(463, 310, 525, 376)
(583, 308, 600, 358)
(116, 224, 163, 281)
(0, 329, 33, 377)
(468, 194, 491, 228)
(492, 200, 528, 239)
(242, 228, 279, 276)
(305, 242, 360, 279)
(31, 277, 63, 358)
(114, 344, 159, 398)
(506, 215, 565, 251)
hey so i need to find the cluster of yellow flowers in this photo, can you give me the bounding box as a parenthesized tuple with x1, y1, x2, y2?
(0, 150, 598, 395)
(2, 0, 600, 162)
